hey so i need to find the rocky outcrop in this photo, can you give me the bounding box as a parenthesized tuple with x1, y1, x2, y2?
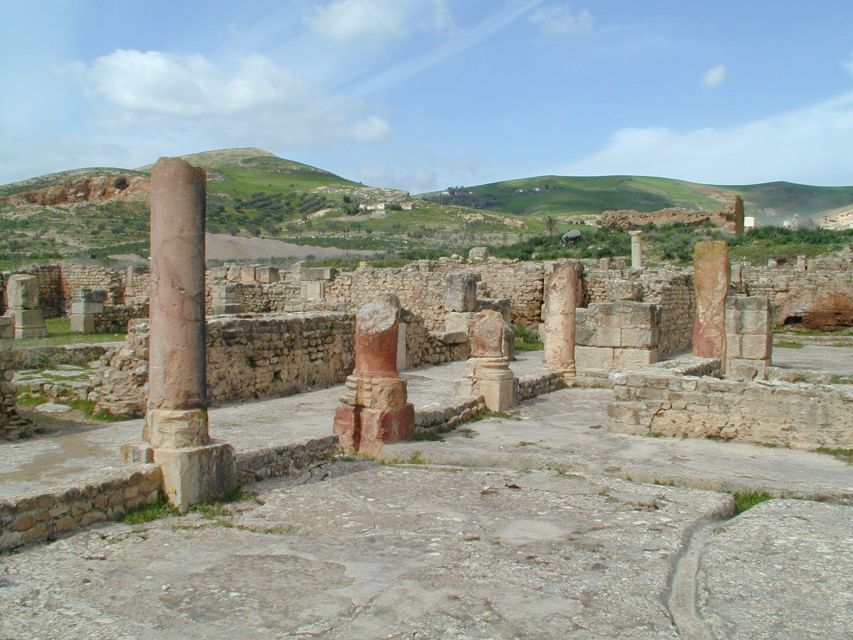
(3, 175, 149, 206)
(602, 197, 745, 233)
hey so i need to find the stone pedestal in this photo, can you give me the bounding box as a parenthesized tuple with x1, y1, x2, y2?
(693, 240, 730, 359)
(132, 156, 236, 511)
(630, 231, 643, 269)
(333, 298, 415, 456)
(210, 284, 243, 315)
(725, 296, 774, 380)
(542, 261, 581, 379)
(6, 274, 47, 339)
(70, 288, 106, 333)
(455, 310, 518, 411)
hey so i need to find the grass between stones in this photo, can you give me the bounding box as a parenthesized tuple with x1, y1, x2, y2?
(16, 317, 125, 347)
(775, 340, 804, 349)
(731, 491, 774, 514)
(814, 447, 853, 464)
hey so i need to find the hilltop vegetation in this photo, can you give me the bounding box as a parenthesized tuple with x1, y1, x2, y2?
(422, 175, 853, 227)
(0, 148, 850, 269)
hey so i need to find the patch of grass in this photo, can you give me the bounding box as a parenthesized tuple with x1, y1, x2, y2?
(731, 490, 774, 514)
(406, 452, 427, 465)
(16, 316, 125, 347)
(814, 447, 853, 464)
(829, 375, 853, 385)
(512, 324, 543, 351)
(648, 431, 666, 438)
(775, 340, 804, 349)
(120, 495, 179, 524)
(466, 409, 518, 423)
(413, 431, 444, 441)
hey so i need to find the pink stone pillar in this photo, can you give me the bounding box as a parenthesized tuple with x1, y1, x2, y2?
(334, 297, 414, 456)
(692, 240, 730, 359)
(131, 157, 235, 513)
(146, 157, 209, 448)
(542, 261, 581, 378)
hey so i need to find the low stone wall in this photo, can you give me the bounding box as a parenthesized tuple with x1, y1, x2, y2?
(414, 397, 487, 432)
(94, 303, 148, 334)
(608, 360, 853, 449)
(12, 343, 117, 370)
(518, 371, 567, 400)
(403, 311, 471, 367)
(0, 464, 162, 552)
(236, 436, 341, 484)
(576, 302, 662, 370)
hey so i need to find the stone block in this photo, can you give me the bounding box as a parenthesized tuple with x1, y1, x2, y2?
(479, 374, 518, 412)
(0, 316, 14, 340)
(576, 345, 613, 370)
(301, 281, 325, 301)
(70, 313, 96, 334)
(6, 274, 40, 310)
(613, 348, 659, 369)
(468, 246, 489, 260)
(445, 312, 474, 334)
(620, 328, 660, 349)
(725, 334, 743, 358)
(444, 272, 478, 312)
(121, 441, 155, 464)
(240, 265, 257, 283)
(740, 334, 771, 360)
(12, 309, 47, 339)
(145, 408, 209, 449)
(255, 266, 280, 283)
(358, 405, 416, 458)
(154, 441, 237, 513)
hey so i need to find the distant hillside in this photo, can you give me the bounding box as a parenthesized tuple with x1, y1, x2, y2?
(421, 175, 853, 226)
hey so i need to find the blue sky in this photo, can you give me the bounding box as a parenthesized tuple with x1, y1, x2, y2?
(2, 0, 853, 191)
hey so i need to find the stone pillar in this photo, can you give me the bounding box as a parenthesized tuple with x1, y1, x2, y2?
(725, 296, 774, 380)
(0, 317, 34, 440)
(730, 196, 745, 235)
(333, 297, 414, 457)
(542, 261, 581, 379)
(692, 240, 730, 359)
(445, 271, 478, 312)
(6, 274, 47, 339)
(796, 255, 808, 271)
(630, 231, 643, 269)
(599, 257, 611, 271)
(133, 157, 235, 512)
(70, 288, 106, 333)
(455, 310, 517, 411)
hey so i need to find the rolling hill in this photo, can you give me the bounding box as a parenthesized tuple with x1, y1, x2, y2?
(0, 148, 851, 269)
(421, 175, 853, 227)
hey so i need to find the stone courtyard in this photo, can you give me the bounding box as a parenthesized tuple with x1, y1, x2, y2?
(1, 160, 852, 638)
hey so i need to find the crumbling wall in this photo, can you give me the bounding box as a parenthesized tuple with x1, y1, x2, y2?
(740, 256, 853, 330)
(608, 359, 853, 449)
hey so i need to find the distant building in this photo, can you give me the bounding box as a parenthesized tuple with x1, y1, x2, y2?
(744, 216, 756, 230)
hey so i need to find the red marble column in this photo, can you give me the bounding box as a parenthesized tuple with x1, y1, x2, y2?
(692, 240, 730, 359)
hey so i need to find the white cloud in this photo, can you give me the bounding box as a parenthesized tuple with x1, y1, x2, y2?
(562, 91, 853, 185)
(529, 3, 593, 38)
(77, 49, 391, 147)
(305, 0, 411, 45)
(702, 64, 727, 89)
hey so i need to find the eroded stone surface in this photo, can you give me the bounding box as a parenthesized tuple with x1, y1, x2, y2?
(542, 261, 581, 378)
(692, 240, 730, 358)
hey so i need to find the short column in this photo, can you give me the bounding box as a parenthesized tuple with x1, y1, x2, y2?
(630, 231, 643, 269)
(542, 261, 581, 379)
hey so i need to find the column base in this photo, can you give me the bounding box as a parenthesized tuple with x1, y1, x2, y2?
(333, 403, 415, 457)
(144, 407, 209, 448)
(480, 376, 518, 412)
(154, 441, 237, 513)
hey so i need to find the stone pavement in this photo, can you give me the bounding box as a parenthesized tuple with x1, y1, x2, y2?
(1, 346, 851, 638)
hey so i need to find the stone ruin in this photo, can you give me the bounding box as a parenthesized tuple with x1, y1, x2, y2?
(542, 261, 581, 380)
(121, 157, 236, 511)
(455, 309, 517, 411)
(0, 316, 34, 440)
(5, 274, 47, 339)
(333, 296, 415, 457)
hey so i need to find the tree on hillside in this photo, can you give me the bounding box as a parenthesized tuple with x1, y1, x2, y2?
(545, 216, 557, 236)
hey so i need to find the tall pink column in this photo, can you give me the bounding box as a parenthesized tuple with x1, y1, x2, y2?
(542, 261, 581, 379)
(132, 157, 235, 512)
(692, 240, 730, 359)
(145, 157, 209, 448)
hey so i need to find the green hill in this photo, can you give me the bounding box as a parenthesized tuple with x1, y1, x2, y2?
(422, 175, 853, 226)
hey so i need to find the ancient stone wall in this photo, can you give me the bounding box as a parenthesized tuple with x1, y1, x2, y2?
(403, 310, 471, 367)
(608, 360, 853, 449)
(59, 264, 126, 312)
(0, 464, 162, 552)
(94, 303, 149, 334)
(739, 256, 853, 330)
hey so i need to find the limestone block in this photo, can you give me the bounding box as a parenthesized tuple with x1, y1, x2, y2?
(70, 313, 96, 334)
(576, 345, 614, 370)
(740, 334, 772, 360)
(154, 441, 237, 513)
(0, 317, 13, 340)
(300, 281, 325, 301)
(240, 265, 257, 283)
(478, 371, 518, 412)
(468, 246, 489, 260)
(396, 322, 407, 370)
(12, 309, 47, 339)
(444, 272, 478, 312)
(445, 311, 474, 334)
(620, 328, 660, 349)
(145, 408, 209, 449)
(470, 310, 513, 358)
(725, 334, 743, 358)
(6, 274, 40, 310)
(121, 441, 155, 463)
(255, 266, 280, 283)
(613, 348, 659, 369)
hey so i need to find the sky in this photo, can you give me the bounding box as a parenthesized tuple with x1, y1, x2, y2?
(2, 0, 853, 191)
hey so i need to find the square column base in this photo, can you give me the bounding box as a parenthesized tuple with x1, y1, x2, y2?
(333, 403, 415, 458)
(153, 441, 237, 513)
(480, 376, 518, 412)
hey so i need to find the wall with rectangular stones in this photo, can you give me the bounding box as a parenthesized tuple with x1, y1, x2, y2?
(575, 302, 662, 370)
(608, 359, 853, 449)
(0, 464, 162, 552)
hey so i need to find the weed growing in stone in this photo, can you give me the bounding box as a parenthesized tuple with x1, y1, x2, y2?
(119, 496, 179, 524)
(814, 447, 853, 464)
(775, 340, 804, 349)
(413, 431, 444, 441)
(406, 452, 427, 465)
(732, 491, 774, 514)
